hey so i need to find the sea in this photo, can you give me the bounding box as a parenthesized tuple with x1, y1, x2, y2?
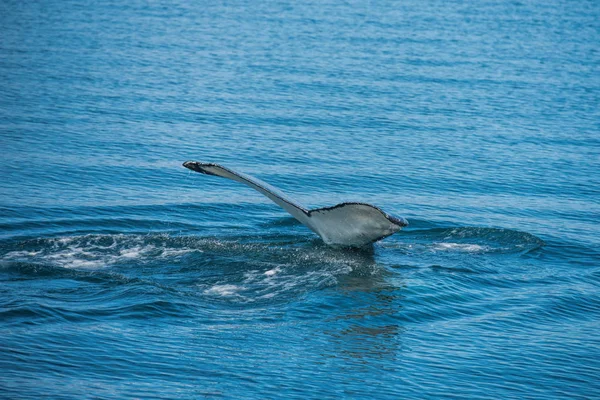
(1, 0, 599, 398)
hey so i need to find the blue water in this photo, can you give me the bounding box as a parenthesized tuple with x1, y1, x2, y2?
(1, 0, 599, 398)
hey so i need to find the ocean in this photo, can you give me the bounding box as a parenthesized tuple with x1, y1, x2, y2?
(1, 0, 599, 398)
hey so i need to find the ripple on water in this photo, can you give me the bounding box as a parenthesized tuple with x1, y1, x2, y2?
(381, 225, 545, 256)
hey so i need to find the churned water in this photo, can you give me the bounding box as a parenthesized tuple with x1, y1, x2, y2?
(1, 0, 599, 398)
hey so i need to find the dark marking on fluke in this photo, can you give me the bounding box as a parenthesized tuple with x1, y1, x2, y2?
(183, 161, 408, 247)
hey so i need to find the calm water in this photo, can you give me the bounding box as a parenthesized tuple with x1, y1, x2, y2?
(1, 0, 599, 398)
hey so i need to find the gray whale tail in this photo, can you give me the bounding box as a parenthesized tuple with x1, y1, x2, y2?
(183, 161, 408, 247)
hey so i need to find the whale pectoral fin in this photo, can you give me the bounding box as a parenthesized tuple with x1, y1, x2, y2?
(183, 161, 314, 229)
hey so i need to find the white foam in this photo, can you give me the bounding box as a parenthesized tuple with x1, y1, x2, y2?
(61, 259, 105, 269)
(432, 243, 488, 253)
(119, 245, 151, 258)
(264, 267, 281, 277)
(3, 250, 42, 258)
(204, 284, 242, 297)
(160, 248, 203, 257)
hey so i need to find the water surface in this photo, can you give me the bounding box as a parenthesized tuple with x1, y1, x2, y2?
(1, 0, 599, 398)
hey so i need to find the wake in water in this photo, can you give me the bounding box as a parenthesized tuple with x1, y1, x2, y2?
(0, 226, 543, 269)
(0, 226, 544, 304)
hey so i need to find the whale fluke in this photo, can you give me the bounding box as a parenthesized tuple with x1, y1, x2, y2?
(183, 161, 408, 247)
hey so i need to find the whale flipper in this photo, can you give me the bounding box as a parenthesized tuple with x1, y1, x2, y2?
(183, 161, 407, 247)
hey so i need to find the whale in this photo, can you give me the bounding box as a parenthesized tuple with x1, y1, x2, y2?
(183, 161, 408, 247)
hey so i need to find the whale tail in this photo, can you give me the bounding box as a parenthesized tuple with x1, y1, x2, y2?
(183, 161, 407, 247)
